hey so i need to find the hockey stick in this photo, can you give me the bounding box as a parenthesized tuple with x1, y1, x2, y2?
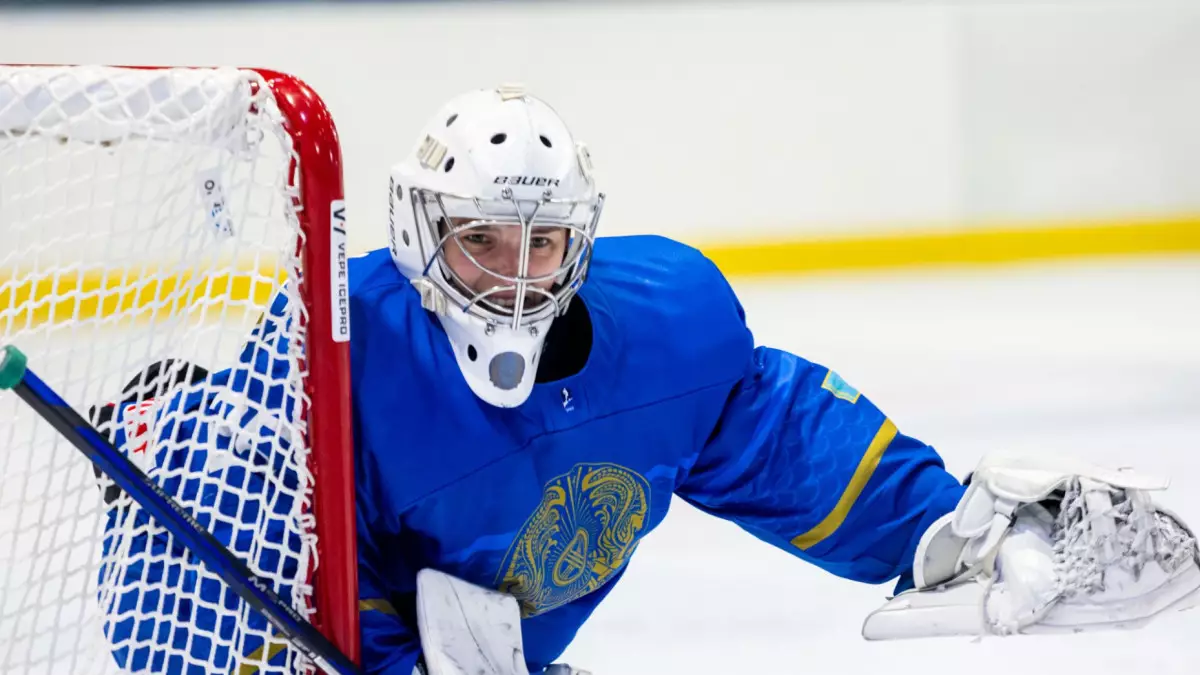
(0, 345, 361, 675)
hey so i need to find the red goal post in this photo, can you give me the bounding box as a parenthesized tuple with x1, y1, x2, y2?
(255, 65, 360, 668)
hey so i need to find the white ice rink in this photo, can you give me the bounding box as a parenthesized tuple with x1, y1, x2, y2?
(562, 255, 1200, 675)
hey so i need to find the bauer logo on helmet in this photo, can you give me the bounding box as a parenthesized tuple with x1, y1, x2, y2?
(493, 175, 562, 187)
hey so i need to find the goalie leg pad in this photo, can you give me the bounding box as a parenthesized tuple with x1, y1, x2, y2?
(415, 568, 529, 675)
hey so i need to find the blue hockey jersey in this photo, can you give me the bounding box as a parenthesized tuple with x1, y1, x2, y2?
(348, 235, 966, 674)
(100, 234, 967, 674)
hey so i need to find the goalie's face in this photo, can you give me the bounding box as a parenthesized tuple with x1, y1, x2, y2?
(439, 217, 571, 313)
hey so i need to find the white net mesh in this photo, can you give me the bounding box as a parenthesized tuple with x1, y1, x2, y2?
(0, 66, 319, 674)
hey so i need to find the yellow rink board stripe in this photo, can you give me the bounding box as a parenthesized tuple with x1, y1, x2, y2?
(0, 263, 287, 324)
(3, 216, 1200, 321)
(703, 215, 1200, 277)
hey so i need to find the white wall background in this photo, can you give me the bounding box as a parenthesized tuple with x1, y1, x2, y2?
(2, 0, 1199, 256)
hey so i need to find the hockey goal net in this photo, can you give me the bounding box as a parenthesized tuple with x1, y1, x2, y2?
(0, 65, 357, 673)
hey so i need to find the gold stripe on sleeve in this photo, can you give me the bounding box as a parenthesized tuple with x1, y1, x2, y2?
(359, 598, 400, 616)
(791, 418, 898, 551)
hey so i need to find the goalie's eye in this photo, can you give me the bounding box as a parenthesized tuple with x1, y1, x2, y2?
(460, 232, 491, 247)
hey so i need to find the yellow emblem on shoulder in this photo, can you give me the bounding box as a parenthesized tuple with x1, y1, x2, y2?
(496, 463, 650, 617)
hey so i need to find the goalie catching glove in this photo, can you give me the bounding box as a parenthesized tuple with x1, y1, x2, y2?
(863, 452, 1200, 640)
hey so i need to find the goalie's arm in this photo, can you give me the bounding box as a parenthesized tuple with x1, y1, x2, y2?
(356, 471, 427, 675)
(677, 347, 967, 588)
(0, 346, 359, 674)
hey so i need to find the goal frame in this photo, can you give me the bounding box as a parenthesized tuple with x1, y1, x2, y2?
(257, 66, 359, 668)
(1, 63, 361, 669)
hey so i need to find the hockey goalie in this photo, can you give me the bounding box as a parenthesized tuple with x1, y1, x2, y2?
(86, 83, 1200, 675)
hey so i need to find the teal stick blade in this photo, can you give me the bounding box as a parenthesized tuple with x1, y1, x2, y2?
(0, 345, 29, 391)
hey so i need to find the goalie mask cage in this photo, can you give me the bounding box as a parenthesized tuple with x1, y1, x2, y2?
(0, 65, 358, 673)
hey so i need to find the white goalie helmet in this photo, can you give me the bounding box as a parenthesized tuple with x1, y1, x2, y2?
(387, 84, 605, 408)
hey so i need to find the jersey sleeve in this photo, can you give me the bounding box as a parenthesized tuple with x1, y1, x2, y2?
(355, 506, 424, 675)
(98, 469, 301, 674)
(96, 287, 315, 673)
(97, 412, 306, 674)
(676, 305, 966, 589)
